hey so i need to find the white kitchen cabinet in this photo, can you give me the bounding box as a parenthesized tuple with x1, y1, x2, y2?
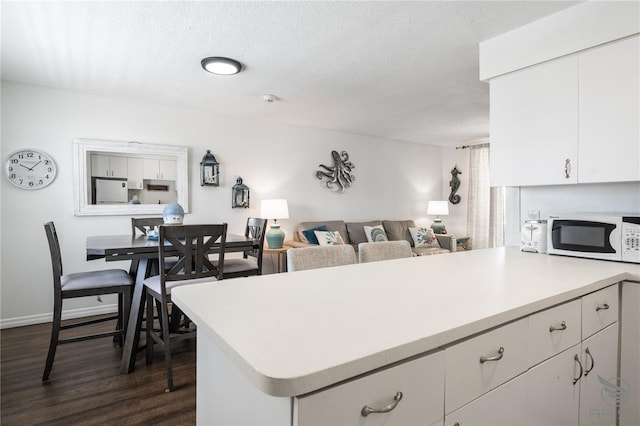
(445, 318, 528, 414)
(127, 157, 143, 190)
(444, 373, 527, 426)
(527, 299, 581, 368)
(490, 36, 639, 187)
(579, 36, 640, 183)
(526, 343, 581, 425)
(295, 351, 444, 426)
(90, 154, 127, 178)
(579, 323, 619, 426)
(620, 282, 640, 426)
(582, 284, 619, 340)
(143, 158, 176, 181)
(490, 56, 578, 187)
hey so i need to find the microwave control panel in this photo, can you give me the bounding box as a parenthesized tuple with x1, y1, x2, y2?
(622, 217, 640, 263)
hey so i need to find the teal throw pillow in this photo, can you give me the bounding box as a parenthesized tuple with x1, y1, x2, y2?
(302, 225, 328, 245)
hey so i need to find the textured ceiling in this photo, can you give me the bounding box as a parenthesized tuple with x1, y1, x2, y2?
(1, 1, 579, 146)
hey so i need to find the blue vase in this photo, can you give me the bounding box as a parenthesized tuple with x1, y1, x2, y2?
(265, 225, 285, 249)
(163, 203, 184, 224)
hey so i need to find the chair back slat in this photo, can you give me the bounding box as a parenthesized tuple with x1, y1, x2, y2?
(244, 218, 268, 266)
(159, 224, 227, 284)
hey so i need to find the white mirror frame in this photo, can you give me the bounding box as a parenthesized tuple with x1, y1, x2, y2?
(73, 138, 189, 216)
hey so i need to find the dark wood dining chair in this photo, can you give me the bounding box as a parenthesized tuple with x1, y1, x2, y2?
(131, 217, 164, 236)
(42, 221, 134, 381)
(213, 217, 267, 279)
(144, 223, 227, 392)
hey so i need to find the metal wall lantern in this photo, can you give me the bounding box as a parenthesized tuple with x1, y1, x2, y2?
(232, 177, 250, 208)
(200, 150, 219, 186)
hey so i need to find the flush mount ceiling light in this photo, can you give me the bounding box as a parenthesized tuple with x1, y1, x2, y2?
(201, 57, 243, 75)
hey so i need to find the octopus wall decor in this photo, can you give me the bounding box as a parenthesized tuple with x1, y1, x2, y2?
(316, 150, 355, 193)
(449, 166, 462, 205)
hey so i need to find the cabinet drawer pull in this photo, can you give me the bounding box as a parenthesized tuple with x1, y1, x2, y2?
(549, 321, 567, 332)
(595, 303, 610, 312)
(361, 391, 403, 417)
(573, 354, 584, 385)
(479, 347, 504, 364)
(565, 159, 571, 179)
(584, 347, 595, 377)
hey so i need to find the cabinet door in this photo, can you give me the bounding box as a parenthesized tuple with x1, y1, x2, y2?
(579, 36, 640, 183)
(579, 323, 619, 426)
(444, 373, 527, 426)
(159, 159, 176, 180)
(127, 158, 144, 189)
(295, 351, 444, 426)
(526, 344, 581, 426)
(528, 299, 581, 368)
(90, 154, 111, 177)
(142, 159, 159, 180)
(109, 156, 127, 178)
(489, 56, 578, 186)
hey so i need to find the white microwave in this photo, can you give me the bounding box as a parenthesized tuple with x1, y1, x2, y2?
(547, 214, 640, 264)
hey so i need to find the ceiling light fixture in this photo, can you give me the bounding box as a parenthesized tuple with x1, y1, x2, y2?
(201, 57, 243, 75)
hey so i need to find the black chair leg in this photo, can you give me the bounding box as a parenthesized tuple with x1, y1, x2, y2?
(42, 298, 62, 381)
(146, 293, 154, 366)
(159, 297, 174, 392)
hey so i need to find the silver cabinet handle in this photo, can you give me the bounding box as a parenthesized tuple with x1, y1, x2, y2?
(565, 159, 571, 179)
(549, 321, 567, 332)
(480, 347, 504, 364)
(584, 347, 595, 377)
(361, 391, 403, 417)
(573, 354, 584, 385)
(596, 303, 610, 312)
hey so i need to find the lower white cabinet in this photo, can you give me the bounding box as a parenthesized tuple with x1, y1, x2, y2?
(444, 373, 528, 426)
(295, 351, 444, 426)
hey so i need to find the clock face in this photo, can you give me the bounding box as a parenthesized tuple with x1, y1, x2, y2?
(4, 149, 57, 189)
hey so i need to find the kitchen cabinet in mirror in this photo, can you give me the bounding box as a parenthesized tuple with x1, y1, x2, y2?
(73, 138, 188, 216)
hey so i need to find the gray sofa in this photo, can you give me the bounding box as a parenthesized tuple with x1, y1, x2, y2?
(286, 219, 456, 256)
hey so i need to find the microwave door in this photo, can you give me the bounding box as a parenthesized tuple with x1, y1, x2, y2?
(550, 220, 621, 261)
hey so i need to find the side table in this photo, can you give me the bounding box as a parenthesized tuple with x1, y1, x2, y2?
(264, 246, 291, 273)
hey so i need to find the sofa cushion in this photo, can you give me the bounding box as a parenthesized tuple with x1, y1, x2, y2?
(297, 221, 348, 244)
(315, 230, 345, 246)
(413, 247, 451, 256)
(363, 224, 389, 242)
(382, 220, 417, 246)
(301, 225, 328, 245)
(346, 220, 382, 249)
(409, 227, 441, 248)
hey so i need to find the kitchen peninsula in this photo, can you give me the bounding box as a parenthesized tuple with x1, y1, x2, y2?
(172, 247, 640, 425)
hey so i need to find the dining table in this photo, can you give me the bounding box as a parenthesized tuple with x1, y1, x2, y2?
(85, 232, 257, 374)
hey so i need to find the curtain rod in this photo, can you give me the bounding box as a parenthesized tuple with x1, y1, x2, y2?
(456, 142, 490, 150)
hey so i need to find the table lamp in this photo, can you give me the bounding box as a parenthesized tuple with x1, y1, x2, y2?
(427, 201, 449, 234)
(260, 199, 289, 249)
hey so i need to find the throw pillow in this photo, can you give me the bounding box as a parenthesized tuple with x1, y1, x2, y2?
(302, 225, 328, 245)
(314, 230, 345, 246)
(409, 227, 441, 248)
(363, 224, 389, 242)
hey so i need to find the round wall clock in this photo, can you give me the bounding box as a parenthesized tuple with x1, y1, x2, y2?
(4, 149, 57, 189)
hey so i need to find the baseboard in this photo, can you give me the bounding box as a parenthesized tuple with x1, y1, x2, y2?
(0, 304, 118, 329)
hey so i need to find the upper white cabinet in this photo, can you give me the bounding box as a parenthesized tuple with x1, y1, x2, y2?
(490, 35, 639, 187)
(143, 159, 176, 181)
(127, 157, 144, 190)
(90, 154, 128, 178)
(578, 36, 640, 183)
(490, 56, 579, 186)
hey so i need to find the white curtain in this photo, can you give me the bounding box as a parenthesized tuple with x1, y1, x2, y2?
(467, 144, 505, 249)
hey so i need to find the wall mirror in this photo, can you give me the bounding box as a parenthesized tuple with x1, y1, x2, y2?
(73, 138, 189, 216)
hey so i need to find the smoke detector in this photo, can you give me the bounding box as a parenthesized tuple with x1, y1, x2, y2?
(263, 94, 276, 103)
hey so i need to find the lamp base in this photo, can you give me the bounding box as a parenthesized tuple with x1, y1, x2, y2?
(430, 219, 447, 235)
(266, 225, 285, 249)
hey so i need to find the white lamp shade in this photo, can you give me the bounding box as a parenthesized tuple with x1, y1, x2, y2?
(427, 201, 449, 216)
(260, 199, 289, 220)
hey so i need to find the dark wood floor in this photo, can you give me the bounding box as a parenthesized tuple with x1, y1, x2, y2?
(1, 315, 196, 425)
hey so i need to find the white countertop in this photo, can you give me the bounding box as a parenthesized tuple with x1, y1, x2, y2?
(172, 247, 640, 398)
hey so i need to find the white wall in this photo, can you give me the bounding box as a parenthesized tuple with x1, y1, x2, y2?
(0, 81, 444, 327)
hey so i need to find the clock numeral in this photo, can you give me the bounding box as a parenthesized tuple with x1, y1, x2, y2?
(10, 173, 16, 179)
(10, 159, 18, 164)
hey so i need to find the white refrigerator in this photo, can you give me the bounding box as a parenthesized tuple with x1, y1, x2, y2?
(95, 179, 128, 204)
